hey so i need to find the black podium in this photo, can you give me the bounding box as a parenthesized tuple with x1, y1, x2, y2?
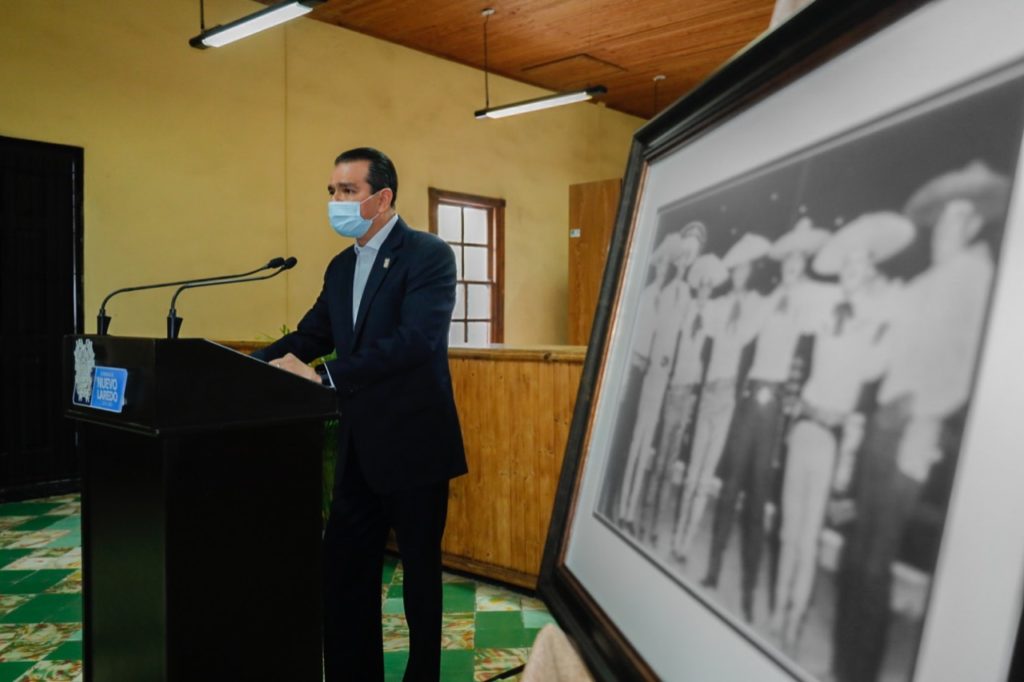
(63, 336, 337, 682)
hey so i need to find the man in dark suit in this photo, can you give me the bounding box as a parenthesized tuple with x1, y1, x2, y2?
(253, 147, 467, 682)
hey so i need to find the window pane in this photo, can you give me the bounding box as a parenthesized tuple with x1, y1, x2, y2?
(438, 204, 462, 242)
(449, 322, 466, 346)
(467, 284, 490, 320)
(451, 244, 463, 280)
(464, 246, 488, 281)
(453, 283, 466, 319)
(467, 322, 491, 345)
(464, 207, 488, 245)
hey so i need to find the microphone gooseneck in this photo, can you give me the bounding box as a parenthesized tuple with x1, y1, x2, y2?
(96, 256, 287, 335)
(166, 257, 298, 339)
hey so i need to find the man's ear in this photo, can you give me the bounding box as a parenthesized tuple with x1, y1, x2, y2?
(379, 187, 395, 211)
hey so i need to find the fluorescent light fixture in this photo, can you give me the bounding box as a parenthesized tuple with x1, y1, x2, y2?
(189, 0, 324, 49)
(474, 86, 608, 119)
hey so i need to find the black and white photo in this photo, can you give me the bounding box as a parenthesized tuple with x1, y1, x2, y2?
(592, 63, 1024, 682)
(540, 2, 1024, 680)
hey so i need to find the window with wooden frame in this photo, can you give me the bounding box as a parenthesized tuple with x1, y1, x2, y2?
(428, 188, 505, 346)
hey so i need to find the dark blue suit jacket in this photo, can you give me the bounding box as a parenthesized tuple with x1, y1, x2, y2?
(254, 218, 467, 494)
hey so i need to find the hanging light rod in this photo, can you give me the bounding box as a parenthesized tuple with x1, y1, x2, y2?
(475, 86, 608, 119)
(474, 8, 606, 119)
(189, 0, 325, 49)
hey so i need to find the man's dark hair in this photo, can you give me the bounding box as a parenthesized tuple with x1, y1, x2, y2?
(335, 147, 398, 207)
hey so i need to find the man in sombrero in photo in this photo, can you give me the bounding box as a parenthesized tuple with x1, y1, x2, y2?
(831, 161, 1010, 682)
(598, 229, 684, 518)
(640, 251, 727, 545)
(771, 211, 915, 655)
(617, 222, 706, 533)
(702, 216, 830, 623)
(675, 232, 770, 563)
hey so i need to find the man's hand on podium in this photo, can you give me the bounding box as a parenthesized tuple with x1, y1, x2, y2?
(268, 353, 319, 383)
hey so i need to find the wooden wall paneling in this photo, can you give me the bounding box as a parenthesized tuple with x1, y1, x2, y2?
(489, 358, 512, 569)
(568, 178, 621, 346)
(508, 355, 546, 574)
(444, 347, 584, 588)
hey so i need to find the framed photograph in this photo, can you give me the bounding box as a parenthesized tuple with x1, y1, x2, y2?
(538, 1, 1024, 681)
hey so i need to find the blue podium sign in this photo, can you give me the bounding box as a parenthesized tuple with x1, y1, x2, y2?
(90, 367, 128, 412)
(72, 365, 128, 413)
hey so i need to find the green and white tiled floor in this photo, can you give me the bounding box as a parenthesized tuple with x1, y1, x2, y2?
(382, 560, 553, 681)
(0, 495, 553, 682)
(0, 494, 84, 682)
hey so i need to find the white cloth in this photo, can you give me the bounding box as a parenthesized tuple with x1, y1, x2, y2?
(877, 243, 993, 417)
(522, 625, 594, 682)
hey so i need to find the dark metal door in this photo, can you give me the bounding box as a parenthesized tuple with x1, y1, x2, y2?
(0, 135, 84, 500)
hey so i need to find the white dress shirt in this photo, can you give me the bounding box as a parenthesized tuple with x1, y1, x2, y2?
(321, 213, 400, 390)
(352, 214, 399, 327)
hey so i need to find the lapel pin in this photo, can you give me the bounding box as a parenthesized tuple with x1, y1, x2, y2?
(383, 257, 391, 269)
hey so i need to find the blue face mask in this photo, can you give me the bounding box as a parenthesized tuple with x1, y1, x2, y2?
(328, 193, 379, 239)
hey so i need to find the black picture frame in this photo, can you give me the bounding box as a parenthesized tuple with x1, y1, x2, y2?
(537, 0, 1024, 680)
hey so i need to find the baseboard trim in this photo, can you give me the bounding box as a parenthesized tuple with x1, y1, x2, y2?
(0, 479, 81, 503)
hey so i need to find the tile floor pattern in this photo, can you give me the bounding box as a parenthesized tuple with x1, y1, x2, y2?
(0, 495, 553, 682)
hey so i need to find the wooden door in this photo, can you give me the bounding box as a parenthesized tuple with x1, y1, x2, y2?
(568, 178, 621, 345)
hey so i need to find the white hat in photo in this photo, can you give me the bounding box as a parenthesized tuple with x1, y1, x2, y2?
(813, 211, 915, 275)
(723, 233, 771, 268)
(687, 253, 728, 289)
(770, 216, 830, 259)
(650, 232, 686, 268)
(904, 160, 1011, 236)
(679, 220, 708, 248)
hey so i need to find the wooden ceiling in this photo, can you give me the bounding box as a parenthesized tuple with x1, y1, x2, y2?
(292, 0, 776, 120)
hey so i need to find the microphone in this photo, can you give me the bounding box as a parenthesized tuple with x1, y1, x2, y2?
(166, 257, 298, 339)
(96, 257, 287, 335)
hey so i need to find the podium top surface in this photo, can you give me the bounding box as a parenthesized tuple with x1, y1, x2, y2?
(63, 335, 338, 436)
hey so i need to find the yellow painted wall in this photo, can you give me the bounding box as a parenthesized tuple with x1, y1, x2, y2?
(0, 0, 640, 344)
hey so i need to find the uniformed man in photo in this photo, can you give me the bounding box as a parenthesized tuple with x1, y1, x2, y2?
(674, 233, 769, 561)
(702, 217, 829, 622)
